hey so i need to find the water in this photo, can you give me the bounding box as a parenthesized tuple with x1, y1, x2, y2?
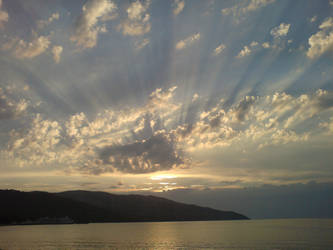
(0, 219, 333, 249)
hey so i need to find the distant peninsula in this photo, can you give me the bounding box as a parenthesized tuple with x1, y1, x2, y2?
(0, 189, 248, 225)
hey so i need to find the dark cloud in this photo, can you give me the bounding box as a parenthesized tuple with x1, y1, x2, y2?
(99, 132, 183, 174)
(316, 91, 333, 110)
(234, 96, 256, 121)
(78, 162, 113, 175)
(0, 88, 27, 120)
(0, 97, 16, 119)
(79, 182, 98, 187)
(219, 180, 243, 186)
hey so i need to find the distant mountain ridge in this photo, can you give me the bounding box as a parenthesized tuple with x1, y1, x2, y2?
(0, 189, 248, 225)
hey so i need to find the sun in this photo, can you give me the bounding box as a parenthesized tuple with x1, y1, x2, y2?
(150, 174, 178, 181)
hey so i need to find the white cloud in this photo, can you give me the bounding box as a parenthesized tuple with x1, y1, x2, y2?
(310, 16, 317, 23)
(270, 23, 290, 39)
(222, 0, 275, 22)
(3, 87, 182, 173)
(176, 33, 200, 50)
(213, 43, 226, 56)
(173, 0, 185, 16)
(237, 45, 251, 57)
(134, 38, 150, 51)
(52, 45, 63, 63)
(192, 93, 199, 102)
(182, 89, 333, 152)
(2, 35, 51, 59)
(71, 0, 117, 49)
(0, 87, 28, 120)
(4, 86, 333, 176)
(37, 12, 59, 29)
(118, 0, 151, 36)
(0, 0, 8, 28)
(250, 41, 259, 47)
(307, 17, 333, 59)
(262, 42, 270, 48)
(246, 0, 275, 12)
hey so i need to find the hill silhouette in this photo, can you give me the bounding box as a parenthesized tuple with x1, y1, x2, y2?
(0, 189, 248, 225)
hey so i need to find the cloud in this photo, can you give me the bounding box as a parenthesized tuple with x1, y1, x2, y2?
(52, 45, 63, 63)
(99, 131, 183, 174)
(270, 23, 290, 39)
(320, 116, 333, 134)
(5, 114, 62, 167)
(178, 90, 333, 152)
(117, 0, 151, 36)
(173, 0, 185, 16)
(176, 33, 200, 50)
(222, 0, 275, 22)
(307, 17, 333, 59)
(37, 12, 59, 29)
(134, 38, 150, 51)
(282, 89, 333, 129)
(233, 96, 256, 121)
(250, 41, 258, 47)
(245, 0, 275, 12)
(71, 0, 117, 49)
(0, 0, 8, 28)
(262, 42, 270, 48)
(0, 87, 28, 120)
(237, 45, 251, 57)
(3, 86, 182, 173)
(2, 35, 50, 59)
(212, 43, 226, 56)
(310, 16, 317, 23)
(3, 86, 333, 177)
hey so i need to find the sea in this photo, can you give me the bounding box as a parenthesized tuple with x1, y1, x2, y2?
(0, 219, 332, 249)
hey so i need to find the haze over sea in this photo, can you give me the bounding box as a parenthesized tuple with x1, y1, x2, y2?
(1, 219, 333, 250)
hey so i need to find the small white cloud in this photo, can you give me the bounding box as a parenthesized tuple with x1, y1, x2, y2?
(192, 93, 199, 102)
(213, 43, 226, 56)
(246, 0, 275, 12)
(262, 42, 270, 48)
(222, 0, 275, 23)
(118, 0, 151, 36)
(71, 0, 117, 49)
(0, 0, 9, 28)
(237, 45, 251, 57)
(176, 33, 200, 50)
(250, 41, 259, 47)
(307, 17, 333, 59)
(52, 45, 63, 63)
(0, 87, 29, 120)
(173, 0, 185, 16)
(319, 17, 333, 29)
(270, 23, 290, 39)
(310, 15, 317, 23)
(134, 38, 150, 51)
(4, 35, 51, 59)
(37, 12, 59, 29)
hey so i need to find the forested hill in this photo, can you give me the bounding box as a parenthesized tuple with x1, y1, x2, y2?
(0, 189, 248, 225)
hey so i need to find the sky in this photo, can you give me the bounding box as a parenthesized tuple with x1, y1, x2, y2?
(0, 0, 333, 218)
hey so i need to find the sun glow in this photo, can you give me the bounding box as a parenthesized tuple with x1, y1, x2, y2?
(150, 175, 178, 180)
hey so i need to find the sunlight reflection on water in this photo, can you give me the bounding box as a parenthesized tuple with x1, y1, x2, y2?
(0, 219, 333, 249)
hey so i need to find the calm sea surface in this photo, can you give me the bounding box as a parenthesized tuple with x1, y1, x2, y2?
(0, 219, 333, 249)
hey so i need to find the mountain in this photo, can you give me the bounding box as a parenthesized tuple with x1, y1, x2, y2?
(0, 189, 248, 225)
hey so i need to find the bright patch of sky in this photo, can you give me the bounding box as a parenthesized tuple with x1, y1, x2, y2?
(0, 0, 333, 195)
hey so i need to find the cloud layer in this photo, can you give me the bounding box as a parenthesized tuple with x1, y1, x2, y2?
(2, 86, 333, 178)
